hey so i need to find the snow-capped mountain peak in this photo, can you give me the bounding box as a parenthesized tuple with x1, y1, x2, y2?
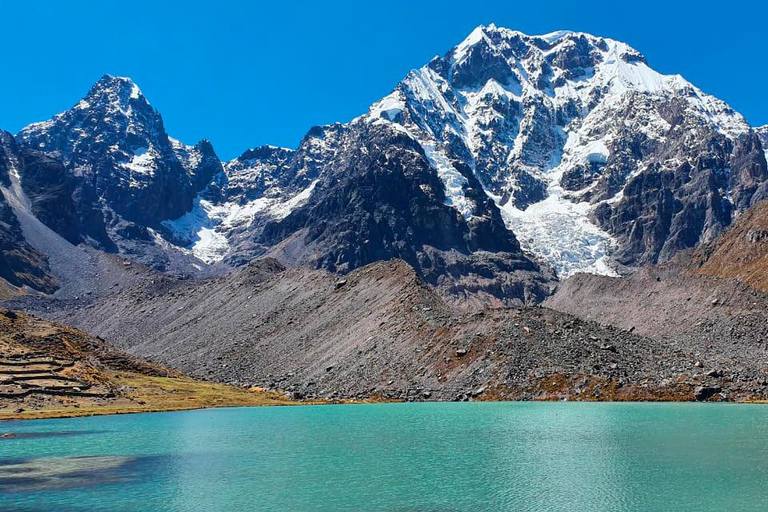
(15, 76, 223, 246)
(12, 26, 765, 290)
(80, 74, 148, 113)
(361, 25, 756, 276)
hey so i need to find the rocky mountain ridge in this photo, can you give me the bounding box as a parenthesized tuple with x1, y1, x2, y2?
(157, 25, 768, 280)
(14, 75, 223, 271)
(3, 27, 767, 306)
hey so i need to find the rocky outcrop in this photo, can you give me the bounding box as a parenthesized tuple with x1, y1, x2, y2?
(730, 131, 768, 210)
(259, 122, 555, 305)
(592, 128, 768, 267)
(0, 133, 57, 293)
(16, 75, 223, 265)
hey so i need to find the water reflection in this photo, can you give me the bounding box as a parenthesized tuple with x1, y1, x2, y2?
(1, 404, 767, 511)
(0, 455, 154, 492)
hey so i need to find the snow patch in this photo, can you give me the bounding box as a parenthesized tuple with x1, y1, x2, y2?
(162, 180, 320, 263)
(421, 142, 473, 218)
(537, 30, 575, 44)
(370, 92, 405, 121)
(490, 167, 618, 278)
(122, 146, 156, 178)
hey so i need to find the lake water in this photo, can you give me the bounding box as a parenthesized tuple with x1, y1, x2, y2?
(1, 402, 767, 511)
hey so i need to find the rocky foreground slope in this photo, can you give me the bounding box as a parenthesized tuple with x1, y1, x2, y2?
(0, 308, 291, 420)
(11, 258, 768, 402)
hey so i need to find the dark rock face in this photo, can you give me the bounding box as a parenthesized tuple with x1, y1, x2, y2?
(546, 34, 604, 80)
(16, 75, 222, 256)
(591, 118, 768, 266)
(694, 386, 722, 401)
(0, 133, 57, 293)
(18, 150, 81, 245)
(730, 131, 768, 210)
(0, 192, 57, 293)
(258, 122, 555, 305)
(566, 97, 767, 267)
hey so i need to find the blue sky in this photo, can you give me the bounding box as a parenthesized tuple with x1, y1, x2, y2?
(1, 1, 766, 159)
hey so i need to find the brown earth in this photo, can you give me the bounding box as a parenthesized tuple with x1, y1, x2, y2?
(0, 308, 294, 421)
(0, 278, 22, 302)
(692, 199, 768, 293)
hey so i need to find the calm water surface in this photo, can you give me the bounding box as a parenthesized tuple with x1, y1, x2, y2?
(1, 402, 767, 511)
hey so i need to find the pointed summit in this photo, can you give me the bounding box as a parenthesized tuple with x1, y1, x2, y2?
(19, 74, 164, 160)
(88, 74, 144, 100)
(74, 74, 152, 120)
(15, 74, 222, 230)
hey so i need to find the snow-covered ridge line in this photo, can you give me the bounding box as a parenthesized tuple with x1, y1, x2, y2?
(360, 24, 752, 276)
(12, 25, 762, 279)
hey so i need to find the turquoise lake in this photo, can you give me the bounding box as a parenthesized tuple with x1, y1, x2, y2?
(1, 402, 768, 511)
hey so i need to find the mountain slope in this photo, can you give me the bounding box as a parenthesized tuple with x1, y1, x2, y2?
(545, 200, 768, 348)
(0, 133, 57, 294)
(0, 308, 292, 420)
(692, 199, 768, 293)
(13, 259, 768, 402)
(360, 25, 764, 273)
(16, 75, 223, 270)
(256, 122, 556, 305)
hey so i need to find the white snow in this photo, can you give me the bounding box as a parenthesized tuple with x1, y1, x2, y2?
(421, 142, 473, 218)
(121, 146, 156, 179)
(453, 25, 490, 64)
(162, 180, 319, 263)
(537, 30, 575, 44)
(270, 180, 319, 218)
(369, 92, 405, 121)
(492, 169, 619, 278)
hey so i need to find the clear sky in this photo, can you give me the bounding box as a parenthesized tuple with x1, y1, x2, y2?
(1, 1, 766, 159)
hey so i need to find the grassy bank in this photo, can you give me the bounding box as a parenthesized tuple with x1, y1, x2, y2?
(0, 370, 301, 421)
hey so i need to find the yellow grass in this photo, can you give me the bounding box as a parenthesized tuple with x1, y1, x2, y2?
(0, 371, 301, 421)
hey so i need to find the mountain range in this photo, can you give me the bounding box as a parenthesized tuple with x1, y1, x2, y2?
(2, 25, 768, 402)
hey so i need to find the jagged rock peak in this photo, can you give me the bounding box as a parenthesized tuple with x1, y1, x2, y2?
(85, 74, 148, 106)
(361, 24, 753, 275)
